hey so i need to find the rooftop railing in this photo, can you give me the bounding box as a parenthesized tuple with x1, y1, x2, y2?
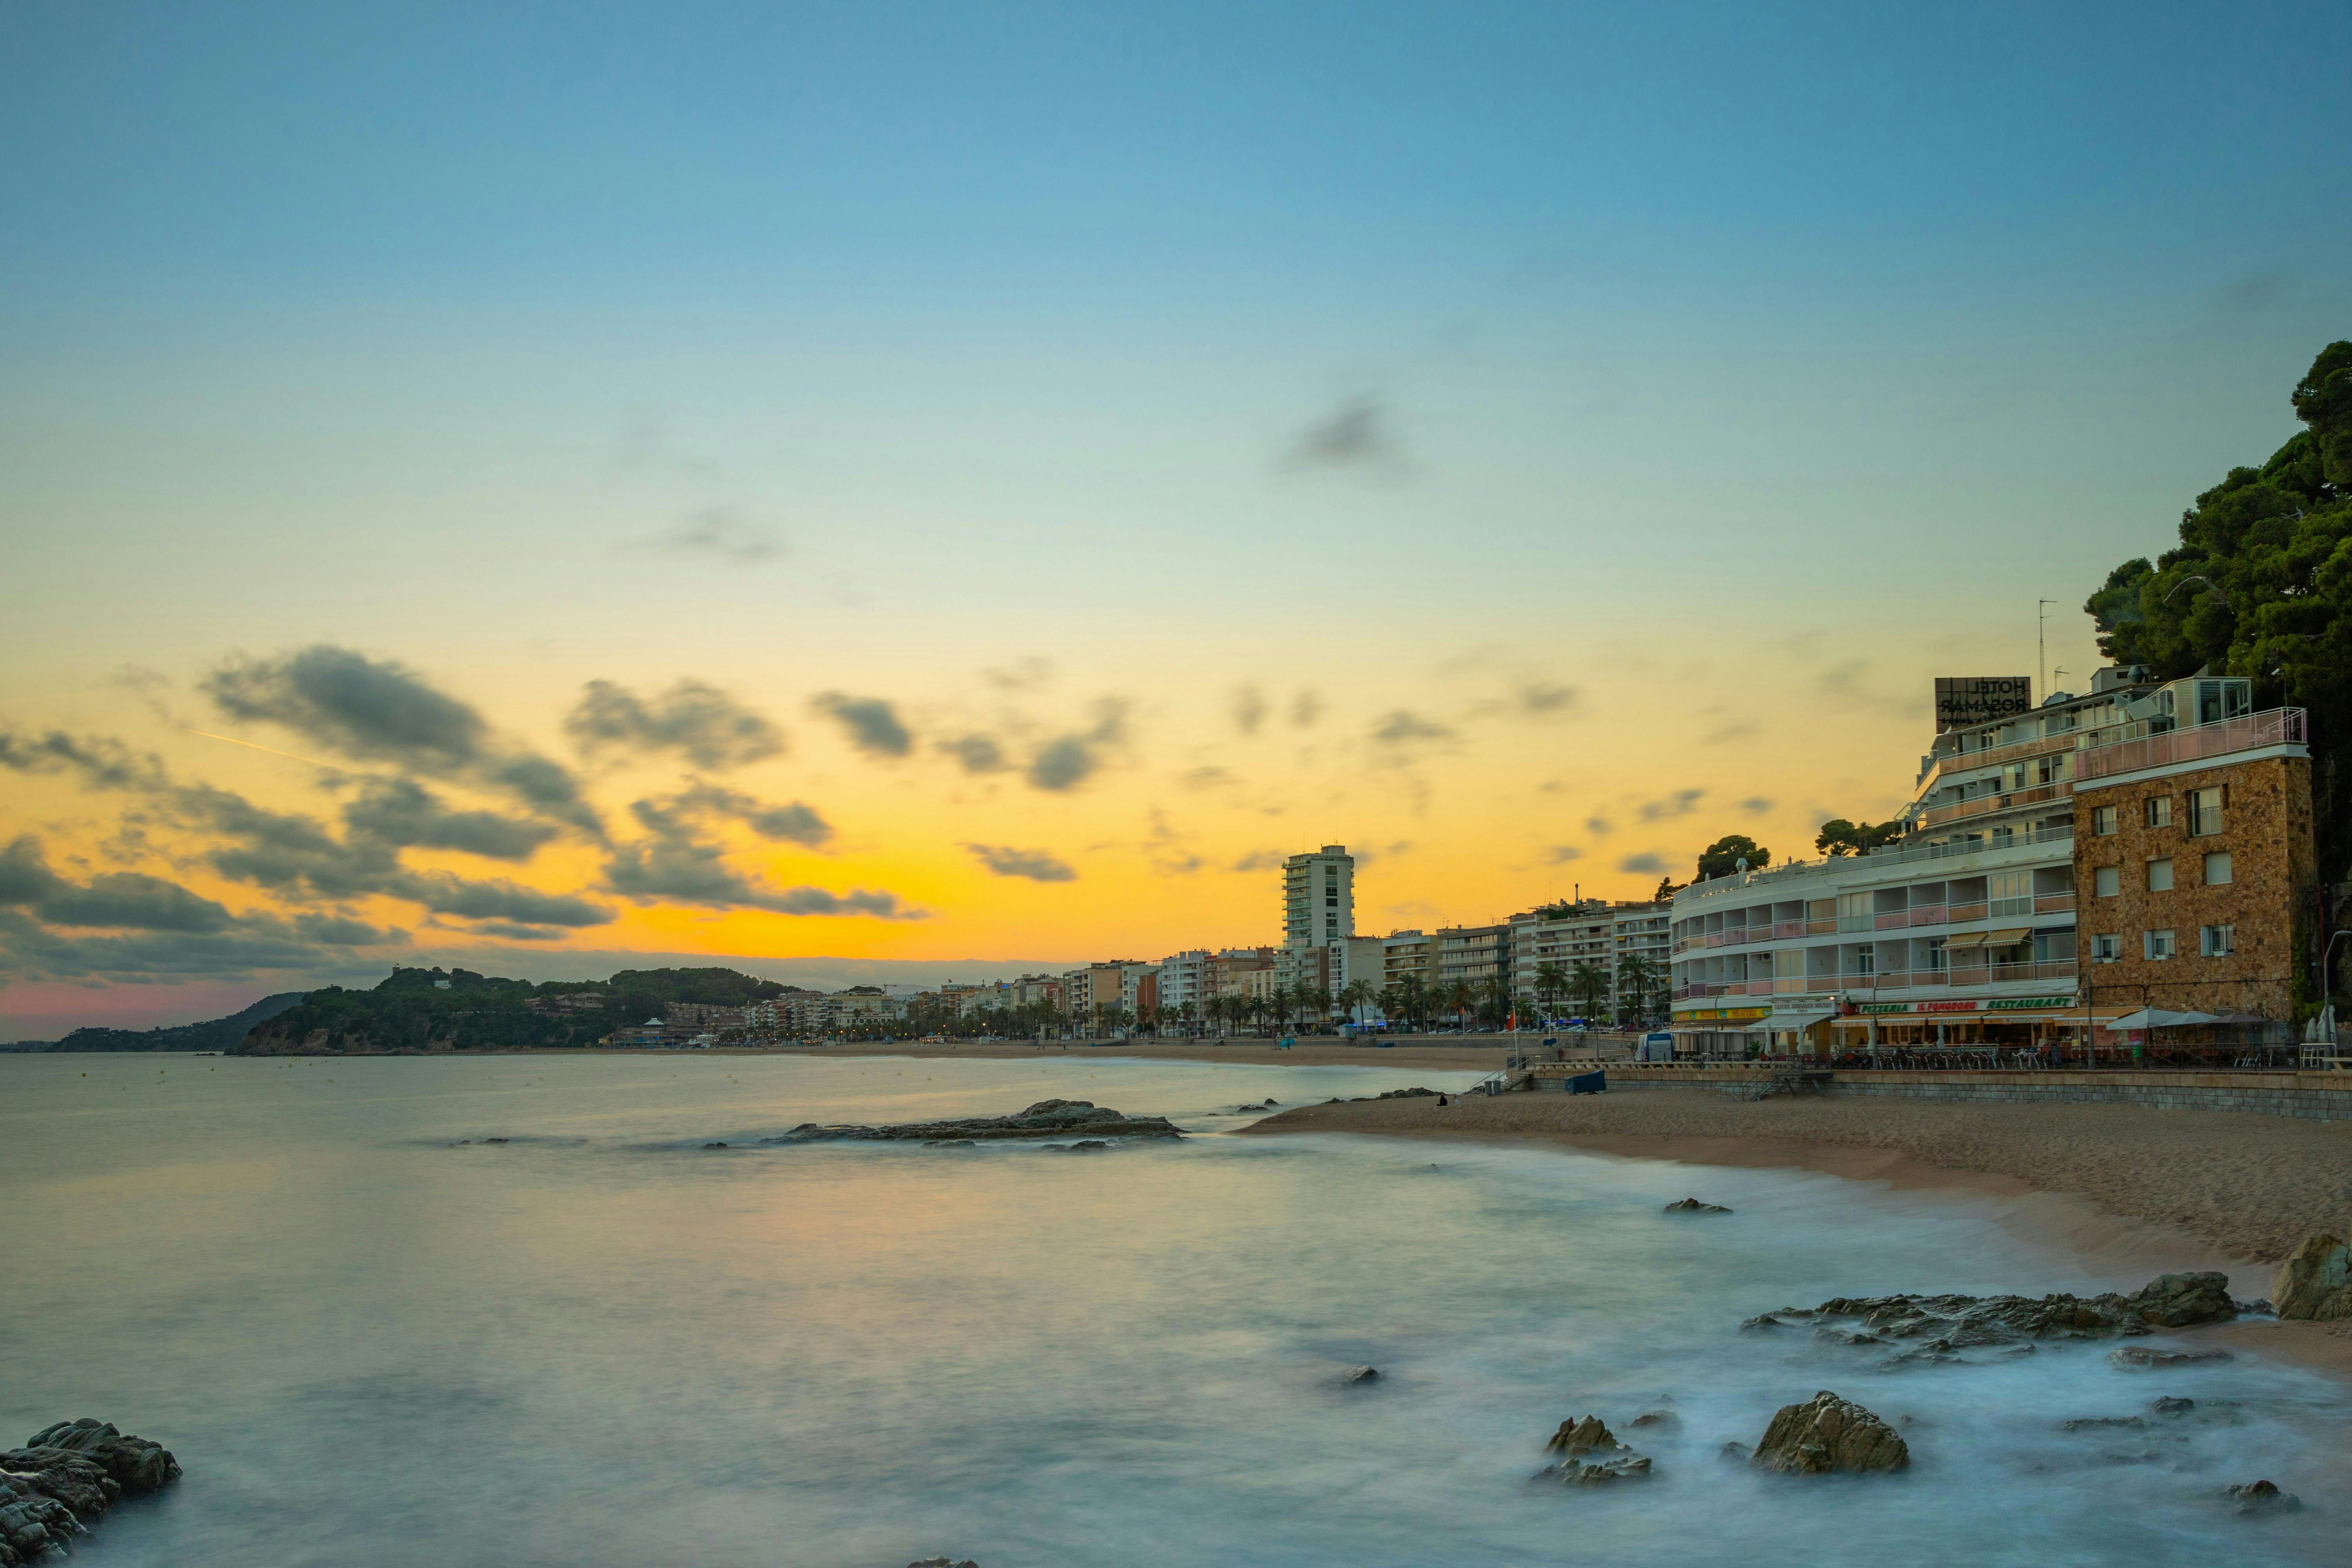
(2072, 707, 2307, 782)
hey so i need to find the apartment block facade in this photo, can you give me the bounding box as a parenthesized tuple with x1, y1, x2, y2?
(1667, 668, 2313, 1054)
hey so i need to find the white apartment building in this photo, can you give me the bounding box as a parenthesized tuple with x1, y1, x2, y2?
(1668, 666, 2302, 1055)
(1283, 845, 1354, 948)
(1157, 949, 1212, 1021)
(1509, 900, 1670, 1019)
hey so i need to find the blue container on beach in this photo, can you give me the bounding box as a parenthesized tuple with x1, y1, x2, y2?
(1565, 1069, 1605, 1095)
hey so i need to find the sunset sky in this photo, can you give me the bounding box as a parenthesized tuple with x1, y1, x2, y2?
(6, 2, 2350, 1038)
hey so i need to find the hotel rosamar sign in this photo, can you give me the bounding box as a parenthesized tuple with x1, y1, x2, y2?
(1934, 677, 2033, 732)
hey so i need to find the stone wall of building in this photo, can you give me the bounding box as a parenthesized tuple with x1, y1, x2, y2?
(2071, 752, 2312, 1021)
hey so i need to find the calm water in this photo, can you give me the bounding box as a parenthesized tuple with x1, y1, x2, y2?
(2, 1053, 2343, 1566)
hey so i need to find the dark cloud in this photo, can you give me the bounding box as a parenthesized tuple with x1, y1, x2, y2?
(0, 729, 170, 793)
(1617, 853, 1668, 875)
(938, 733, 1011, 775)
(1637, 789, 1705, 822)
(1280, 394, 1401, 472)
(1585, 815, 1614, 837)
(667, 782, 833, 847)
(1739, 797, 1774, 815)
(609, 799, 919, 919)
(981, 657, 1053, 691)
(1231, 685, 1267, 735)
(206, 645, 486, 770)
(1178, 766, 1234, 790)
(0, 836, 232, 932)
(1517, 681, 1578, 714)
(1370, 710, 1454, 745)
(964, 844, 1078, 882)
(1025, 700, 1128, 792)
(811, 692, 913, 759)
(1230, 849, 1285, 872)
(564, 679, 784, 769)
(651, 505, 783, 563)
(461, 921, 572, 942)
(0, 908, 403, 986)
(200, 646, 602, 836)
(1545, 846, 1584, 864)
(402, 873, 613, 928)
(1289, 688, 1323, 728)
(0, 836, 410, 987)
(342, 779, 557, 861)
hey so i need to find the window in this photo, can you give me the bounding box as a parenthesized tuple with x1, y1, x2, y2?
(2188, 786, 2225, 837)
(2200, 924, 2236, 958)
(1989, 871, 2032, 916)
(2145, 796, 2172, 828)
(2092, 806, 2117, 837)
(2144, 929, 2176, 961)
(2092, 934, 2122, 963)
(2204, 851, 2232, 886)
(2094, 866, 2121, 898)
(2147, 858, 2174, 891)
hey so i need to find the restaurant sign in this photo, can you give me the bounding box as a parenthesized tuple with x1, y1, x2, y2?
(1985, 996, 2075, 1011)
(1934, 676, 2033, 732)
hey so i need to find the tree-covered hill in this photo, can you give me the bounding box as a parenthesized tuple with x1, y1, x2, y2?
(241, 965, 796, 1054)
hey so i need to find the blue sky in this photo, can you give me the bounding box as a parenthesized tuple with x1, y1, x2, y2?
(2, 1, 2348, 1034)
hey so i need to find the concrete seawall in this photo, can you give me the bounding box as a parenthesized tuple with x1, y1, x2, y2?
(1522, 1062, 2352, 1122)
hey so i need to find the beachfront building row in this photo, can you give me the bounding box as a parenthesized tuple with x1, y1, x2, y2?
(1667, 666, 2313, 1054)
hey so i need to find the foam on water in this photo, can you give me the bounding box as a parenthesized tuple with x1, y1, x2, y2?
(2, 1053, 2343, 1566)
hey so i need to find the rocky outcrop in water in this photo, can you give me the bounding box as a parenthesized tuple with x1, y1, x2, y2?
(2270, 1232, 2351, 1320)
(1771, 1271, 2241, 1366)
(908, 1558, 980, 1567)
(0, 1420, 179, 1566)
(2109, 1345, 2231, 1369)
(1535, 1416, 1653, 1486)
(1664, 1198, 1732, 1214)
(763, 1100, 1181, 1144)
(2223, 1479, 2301, 1515)
(1341, 1366, 1381, 1385)
(1750, 1391, 1908, 1475)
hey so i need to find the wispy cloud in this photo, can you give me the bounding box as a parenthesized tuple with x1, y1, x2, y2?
(1636, 788, 1705, 822)
(811, 692, 913, 759)
(648, 505, 782, 563)
(1279, 394, 1403, 473)
(964, 843, 1077, 882)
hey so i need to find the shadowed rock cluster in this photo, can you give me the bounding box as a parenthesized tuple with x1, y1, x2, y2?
(1751, 1391, 1909, 1474)
(763, 1100, 1181, 1144)
(1, 1420, 179, 1566)
(1740, 1272, 2239, 1367)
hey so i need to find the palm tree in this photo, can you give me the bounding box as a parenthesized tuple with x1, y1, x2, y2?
(1569, 961, 1609, 1021)
(1534, 961, 1567, 1022)
(1339, 978, 1377, 1028)
(1617, 955, 1658, 1024)
(1445, 978, 1474, 1032)
(1397, 973, 1428, 1033)
(1178, 1000, 1197, 1038)
(1308, 985, 1334, 1032)
(1479, 973, 1512, 1030)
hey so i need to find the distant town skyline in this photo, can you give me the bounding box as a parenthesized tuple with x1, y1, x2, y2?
(6, 2, 2350, 1038)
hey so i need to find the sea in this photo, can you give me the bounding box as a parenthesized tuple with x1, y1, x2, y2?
(2, 1051, 2343, 1566)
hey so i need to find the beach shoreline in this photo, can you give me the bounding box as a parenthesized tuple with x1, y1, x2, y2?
(1236, 1087, 2352, 1392)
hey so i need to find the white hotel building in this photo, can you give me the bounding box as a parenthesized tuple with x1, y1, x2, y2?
(1668, 665, 2305, 1055)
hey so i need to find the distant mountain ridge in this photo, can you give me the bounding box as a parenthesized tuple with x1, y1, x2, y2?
(5, 992, 309, 1053)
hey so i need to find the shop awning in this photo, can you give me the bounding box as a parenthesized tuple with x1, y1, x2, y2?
(1945, 927, 2031, 950)
(2107, 1008, 2221, 1030)
(1749, 1010, 1836, 1032)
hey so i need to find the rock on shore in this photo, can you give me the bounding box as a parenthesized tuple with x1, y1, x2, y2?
(0, 1420, 179, 1566)
(2270, 1232, 2351, 1320)
(1779, 1271, 2239, 1363)
(1751, 1392, 1909, 1475)
(763, 1099, 1181, 1144)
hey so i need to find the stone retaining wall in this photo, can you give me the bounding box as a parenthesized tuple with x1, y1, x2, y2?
(1522, 1062, 2352, 1122)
